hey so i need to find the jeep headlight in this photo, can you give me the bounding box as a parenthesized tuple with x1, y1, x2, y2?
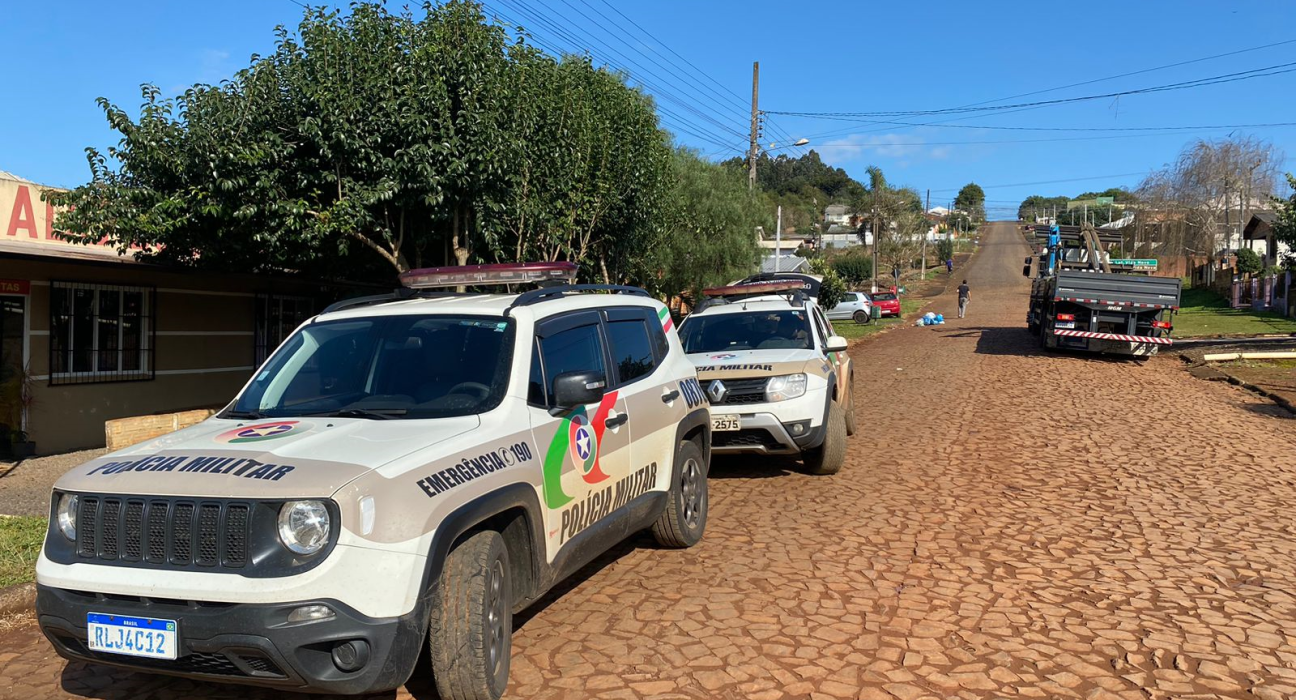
(277, 500, 331, 555)
(56, 493, 78, 541)
(765, 373, 807, 402)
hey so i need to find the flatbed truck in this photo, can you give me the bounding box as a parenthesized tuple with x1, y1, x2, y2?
(1024, 224, 1181, 357)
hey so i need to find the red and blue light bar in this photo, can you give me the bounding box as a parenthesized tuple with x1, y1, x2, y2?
(399, 261, 577, 290)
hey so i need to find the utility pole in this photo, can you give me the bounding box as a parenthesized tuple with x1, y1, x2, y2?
(748, 61, 759, 191)
(871, 205, 879, 293)
(921, 189, 930, 279)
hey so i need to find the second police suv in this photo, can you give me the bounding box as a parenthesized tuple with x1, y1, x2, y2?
(678, 279, 857, 475)
(35, 262, 711, 699)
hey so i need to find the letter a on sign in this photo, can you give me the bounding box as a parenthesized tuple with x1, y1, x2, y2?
(6, 186, 38, 239)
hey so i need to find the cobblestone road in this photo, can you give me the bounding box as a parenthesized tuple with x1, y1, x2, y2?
(5, 223, 1296, 699)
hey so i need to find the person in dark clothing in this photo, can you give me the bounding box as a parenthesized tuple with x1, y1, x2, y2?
(945, 258, 953, 274)
(957, 280, 970, 318)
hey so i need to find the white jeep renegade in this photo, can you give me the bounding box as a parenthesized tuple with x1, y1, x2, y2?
(35, 262, 711, 698)
(678, 280, 855, 475)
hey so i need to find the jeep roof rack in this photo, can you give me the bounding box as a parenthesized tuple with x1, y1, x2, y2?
(504, 284, 651, 316)
(695, 280, 806, 311)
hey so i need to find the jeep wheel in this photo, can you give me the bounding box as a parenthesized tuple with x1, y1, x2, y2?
(853, 309, 871, 325)
(429, 530, 512, 700)
(844, 387, 858, 437)
(803, 400, 847, 475)
(651, 439, 708, 548)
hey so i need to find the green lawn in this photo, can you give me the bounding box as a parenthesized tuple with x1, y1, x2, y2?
(0, 516, 46, 587)
(834, 298, 928, 340)
(1173, 287, 1296, 338)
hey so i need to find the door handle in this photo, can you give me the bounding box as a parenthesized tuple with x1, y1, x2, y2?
(605, 414, 628, 429)
(661, 390, 680, 403)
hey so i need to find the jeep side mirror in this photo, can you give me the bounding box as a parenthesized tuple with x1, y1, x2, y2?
(551, 370, 606, 413)
(825, 335, 848, 352)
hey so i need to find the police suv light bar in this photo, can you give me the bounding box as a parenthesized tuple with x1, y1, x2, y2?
(702, 280, 805, 298)
(400, 261, 578, 289)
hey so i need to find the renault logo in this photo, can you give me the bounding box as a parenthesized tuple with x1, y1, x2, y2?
(707, 380, 728, 403)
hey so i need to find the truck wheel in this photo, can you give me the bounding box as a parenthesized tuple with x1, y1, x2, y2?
(853, 309, 871, 325)
(844, 387, 858, 437)
(429, 530, 512, 700)
(803, 401, 847, 475)
(651, 439, 708, 548)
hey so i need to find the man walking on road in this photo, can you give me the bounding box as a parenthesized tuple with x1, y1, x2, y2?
(957, 279, 971, 319)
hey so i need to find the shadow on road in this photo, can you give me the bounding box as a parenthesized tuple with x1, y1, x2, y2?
(1239, 402, 1295, 420)
(708, 454, 797, 479)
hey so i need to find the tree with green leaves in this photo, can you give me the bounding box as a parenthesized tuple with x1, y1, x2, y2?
(1234, 247, 1263, 276)
(808, 257, 846, 311)
(655, 149, 763, 303)
(954, 182, 986, 223)
(829, 249, 873, 288)
(49, 1, 672, 286)
(1272, 174, 1296, 266)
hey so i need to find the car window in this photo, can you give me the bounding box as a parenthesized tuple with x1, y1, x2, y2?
(680, 310, 811, 352)
(606, 317, 655, 384)
(527, 340, 546, 405)
(873, 293, 896, 301)
(538, 323, 607, 406)
(230, 315, 514, 419)
(811, 307, 832, 346)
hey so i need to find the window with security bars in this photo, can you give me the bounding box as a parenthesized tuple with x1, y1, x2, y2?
(50, 282, 155, 385)
(254, 294, 314, 366)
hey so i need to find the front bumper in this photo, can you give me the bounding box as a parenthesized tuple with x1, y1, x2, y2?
(37, 584, 428, 694)
(709, 388, 831, 455)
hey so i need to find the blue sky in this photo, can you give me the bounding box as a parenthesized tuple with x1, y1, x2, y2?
(4, 1, 1295, 218)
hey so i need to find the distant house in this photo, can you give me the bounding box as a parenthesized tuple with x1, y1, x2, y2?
(1243, 212, 1289, 267)
(823, 204, 852, 227)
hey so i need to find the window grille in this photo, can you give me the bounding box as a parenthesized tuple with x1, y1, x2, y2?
(49, 282, 155, 385)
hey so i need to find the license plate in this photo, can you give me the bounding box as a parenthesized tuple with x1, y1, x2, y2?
(87, 613, 177, 660)
(711, 415, 740, 431)
(1055, 321, 1076, 329)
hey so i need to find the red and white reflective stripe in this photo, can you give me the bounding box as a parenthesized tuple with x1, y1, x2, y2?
(1052, 329, 1173, 345)
(1060, 297, 1168, 309)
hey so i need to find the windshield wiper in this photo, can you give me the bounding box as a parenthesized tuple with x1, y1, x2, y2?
(222, 410, 268, 419)
(311, 408, 406, 420)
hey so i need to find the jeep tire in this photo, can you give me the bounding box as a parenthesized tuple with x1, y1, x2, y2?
(651, 439, 708, 548)
(844, 386, 858, 437)
(803, 400, 846, 475)
(429, 530, 512, 700)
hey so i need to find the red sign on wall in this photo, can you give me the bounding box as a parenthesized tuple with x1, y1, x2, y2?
(0, 279, 30, 295)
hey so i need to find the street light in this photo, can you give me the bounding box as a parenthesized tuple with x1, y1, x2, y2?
(767, 138, 811, 272)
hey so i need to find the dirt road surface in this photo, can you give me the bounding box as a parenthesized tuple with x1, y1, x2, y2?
(4, 222, 1295, 699)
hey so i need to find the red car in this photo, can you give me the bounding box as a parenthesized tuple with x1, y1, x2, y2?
(871, 291, 901, 317)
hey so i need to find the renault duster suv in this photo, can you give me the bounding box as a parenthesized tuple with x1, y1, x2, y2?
(678, 281, 855, 475)
(36, 262, 711, 699)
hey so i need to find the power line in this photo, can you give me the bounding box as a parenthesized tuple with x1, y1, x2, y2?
(500, 0, 747, 138)
(801, 119, 1296, 134)
(479, 1, 743, 150)
(928, 172, 1152, 193)
(768, 60, 1296, 118)
(958, 37, 1296, 109)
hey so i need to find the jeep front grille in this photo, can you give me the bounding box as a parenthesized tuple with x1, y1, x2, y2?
(75, 496, 250, 569)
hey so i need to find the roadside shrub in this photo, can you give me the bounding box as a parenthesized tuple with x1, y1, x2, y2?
(829, 250, 872, 288)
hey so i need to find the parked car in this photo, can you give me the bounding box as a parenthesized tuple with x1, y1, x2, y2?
(871, 291, 901, 317)
(35, 262, 712, 699)
(678, 280, 856, 475)
(826, 291, 872, 324)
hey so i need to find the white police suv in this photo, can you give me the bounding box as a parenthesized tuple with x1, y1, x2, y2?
(36, 262, 711, 699)
(678, 280, 855, 475)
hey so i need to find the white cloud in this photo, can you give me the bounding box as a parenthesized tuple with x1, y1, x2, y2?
(813, 129, 967, 168)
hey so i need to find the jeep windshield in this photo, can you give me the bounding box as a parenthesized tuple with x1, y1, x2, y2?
(227, 315, 515, 419)
(680, 310, 811, 353)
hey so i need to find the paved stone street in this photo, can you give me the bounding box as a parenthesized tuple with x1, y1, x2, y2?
(5, 222, 1296, 699)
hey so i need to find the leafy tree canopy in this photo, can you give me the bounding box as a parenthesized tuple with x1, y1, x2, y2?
(1273, 174, 1296, 263)
(953, 182, 986, 222)
(50, 1, 672, 286)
